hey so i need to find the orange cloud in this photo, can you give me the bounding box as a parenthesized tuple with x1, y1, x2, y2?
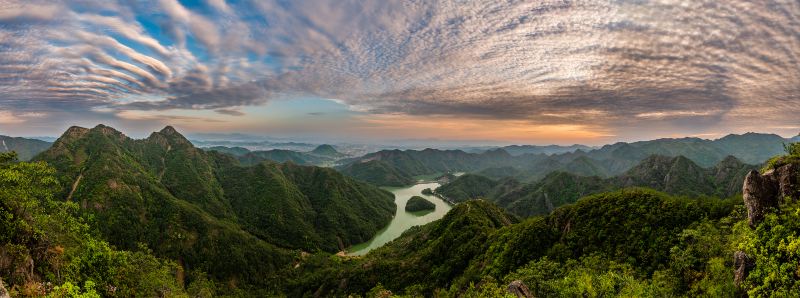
(351, 114, 615, 144)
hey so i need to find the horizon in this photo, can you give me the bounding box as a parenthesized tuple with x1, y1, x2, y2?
(6, 123, 799, 149)
(1, 1, 799, 145)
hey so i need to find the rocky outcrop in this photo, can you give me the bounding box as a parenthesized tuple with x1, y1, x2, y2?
(742, 170, 779, 227)
(742, 163, 800, 227)
(507, 280, 532, 298)
(734, 251, 754, 287)
(770, 163, 799, 200)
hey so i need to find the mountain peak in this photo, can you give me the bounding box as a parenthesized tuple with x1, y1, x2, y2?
(148, 126, 191, 148)
(160, 126, 179, 135)
(311, 144, 340, 156)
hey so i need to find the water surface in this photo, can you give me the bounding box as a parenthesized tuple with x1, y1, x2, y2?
(348, 182, 451, 255)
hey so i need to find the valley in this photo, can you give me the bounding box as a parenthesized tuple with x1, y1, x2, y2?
(2, 125, 799, 297)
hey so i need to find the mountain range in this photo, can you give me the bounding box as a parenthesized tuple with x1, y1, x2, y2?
(436, 155, 756, 217)
(2, 124, 800, 296)
(32, 125, 395, 287)
(0, 135, 51, 161)
(339, 132, 790, 186)
(204, 144, 345, 166)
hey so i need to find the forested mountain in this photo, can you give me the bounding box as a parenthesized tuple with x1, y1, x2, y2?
(205, 144, 343, 166)
(285, 189, 741, 296)
(337, 159, 416, 186)
(4, 126, 798, 297)
(497, 144, 594, 156)
(30, 125, 395, 291)
(340, 133, 787, 186)
(310, 144, 345, 157)
(0, 135, 51, 161)
(437, 155, 756, 217)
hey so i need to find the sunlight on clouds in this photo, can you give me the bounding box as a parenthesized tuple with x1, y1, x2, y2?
(353, 114, 616, 144)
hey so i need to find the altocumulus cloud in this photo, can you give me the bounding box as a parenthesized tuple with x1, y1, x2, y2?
(0, 0, 798, 134)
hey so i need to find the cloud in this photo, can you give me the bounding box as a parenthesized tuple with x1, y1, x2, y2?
(0, 0, 797, 138)
(215, 109, 245, 116)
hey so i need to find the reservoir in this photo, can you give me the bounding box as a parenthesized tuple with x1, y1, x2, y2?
(347, 182, 452, 255)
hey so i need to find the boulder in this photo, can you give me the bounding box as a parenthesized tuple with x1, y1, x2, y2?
(734, 251, 754, 287)
(771, 163, 799, 201)
(742, 170, 779, 227)
(507, 280, 532, 298)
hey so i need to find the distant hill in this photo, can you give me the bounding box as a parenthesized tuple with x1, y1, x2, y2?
(204, 145, 251, 156)
(310, 144, 344, 157)
(438, 154, 756, 217)
(35, 124, 396, 287)
(435, 174, 501, 203)
(339, 132, 790, 185)
(338, 159, 416, 186)
(499, 144, 594, 156)
(0, 135, 51, 161)
(203, 145, 342, 166)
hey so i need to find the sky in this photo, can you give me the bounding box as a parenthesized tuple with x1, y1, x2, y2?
(0, 0, 798, 145)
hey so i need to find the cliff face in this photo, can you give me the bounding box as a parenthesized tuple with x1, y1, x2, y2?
(742, 163, 800, 227)
(737, 160, 799, 287)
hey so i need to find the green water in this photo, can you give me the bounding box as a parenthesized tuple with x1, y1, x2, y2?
(348, 182, 452, 256)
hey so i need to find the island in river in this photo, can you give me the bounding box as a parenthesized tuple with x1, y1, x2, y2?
(347, 182, 452, 256)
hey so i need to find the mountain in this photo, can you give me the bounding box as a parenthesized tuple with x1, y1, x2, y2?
(34, 124, 396, 289)
(337, 159, 416, 186)
(500, 144, 594, 156)
(435, 174, 501, 203)
(205, 146, 339, 166)
(440, 154, 756, 217)
(288, 189, 736, 296)
(339, 132, 786, 187)
(792, 134, 800, 142)
(204, 145, 251, 156)
(239, 149, 330, 166)
(310, 144, 344, 157)
(337, 148, 527, 185)
(0, 135, 52, 161)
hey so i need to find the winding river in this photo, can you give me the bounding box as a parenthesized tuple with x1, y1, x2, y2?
(347, 182, 452, 256)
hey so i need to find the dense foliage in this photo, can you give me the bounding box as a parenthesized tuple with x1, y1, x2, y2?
(0, 152, 187, 297)
(31, 125, 395, 293)
(284, 189, 742, 297)
(405, 196, 435, 212)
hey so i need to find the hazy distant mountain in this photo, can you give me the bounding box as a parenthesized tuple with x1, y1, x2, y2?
(204, 146, 251, 156)
(310, 144, 344, 157)
(0, 135, 52, 161)
(499, 144, 595, 156)
(338, 159, 416, 187)
(35, 124, 396, 286)
(436, 154, 757, 218)
(203, 145, 345, 166)
(791, 134, 800, 142)
(238, 149, 331, 166)
(339, 132, 785, 187)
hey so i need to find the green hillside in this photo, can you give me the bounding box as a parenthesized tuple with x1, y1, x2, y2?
(286, 189, 739, 296)
(405, 196, 436, 212)
(32, 125, 395, 291)
(338, 159, 416, 186)
(434, 173, 500, 203)
(0, 135, 52, 161)
(441, 154, 756, 218)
